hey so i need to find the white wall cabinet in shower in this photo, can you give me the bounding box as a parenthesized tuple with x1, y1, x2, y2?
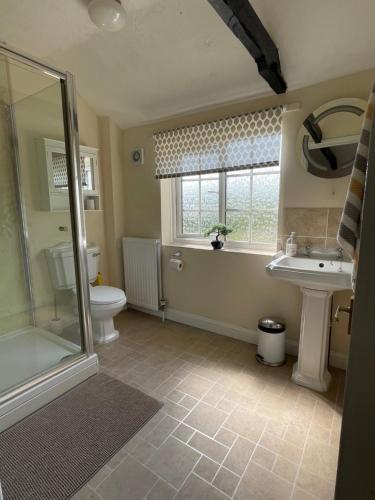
(38, 138, 100, 211)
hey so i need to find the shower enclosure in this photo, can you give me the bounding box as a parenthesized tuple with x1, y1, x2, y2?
(0, 44, 97, 431)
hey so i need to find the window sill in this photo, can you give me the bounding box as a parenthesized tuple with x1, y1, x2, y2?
(164, 241, 276, 257)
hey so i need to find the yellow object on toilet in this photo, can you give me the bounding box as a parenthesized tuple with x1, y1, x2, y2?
(94, 272, 103, 286)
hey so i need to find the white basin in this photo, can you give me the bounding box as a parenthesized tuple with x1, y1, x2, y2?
(266, 253, 353, 392)
(266, 254, 353, 291)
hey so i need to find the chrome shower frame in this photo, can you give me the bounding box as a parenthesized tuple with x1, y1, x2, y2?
(0, 43, 97, 428)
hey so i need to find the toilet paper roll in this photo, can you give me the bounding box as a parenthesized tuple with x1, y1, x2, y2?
(169, 258, 184, 272)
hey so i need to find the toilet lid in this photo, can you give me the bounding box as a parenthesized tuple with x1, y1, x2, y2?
(90, 286, 126, 305)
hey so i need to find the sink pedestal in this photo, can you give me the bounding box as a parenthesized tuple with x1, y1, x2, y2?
(292, 287, 333, 392)
(266, 254, 352, 393)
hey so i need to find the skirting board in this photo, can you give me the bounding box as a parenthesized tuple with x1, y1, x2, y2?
(128, 304, 348, 370)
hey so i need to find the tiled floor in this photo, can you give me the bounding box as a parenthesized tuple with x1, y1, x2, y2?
(74, 309, 344, 500)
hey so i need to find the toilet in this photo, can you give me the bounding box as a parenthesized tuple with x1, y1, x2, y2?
(45, 242, 126, 344)
(87, 285, 126, 343)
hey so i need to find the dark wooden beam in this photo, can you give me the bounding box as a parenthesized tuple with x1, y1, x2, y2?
(207, 0, 287, 94)
(304, 114, 338, 170)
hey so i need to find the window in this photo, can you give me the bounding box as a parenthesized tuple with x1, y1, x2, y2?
(175, 166, 280, 250)
(154, 107, 283, 251)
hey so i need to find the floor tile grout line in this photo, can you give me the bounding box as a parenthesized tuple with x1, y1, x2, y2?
(141, 393, 239, 475)
(89, 466, 116, 492)
(217, 464, 242, 480)
(142, 476, 167, 500)
(158, 382, 310, 470)
(173, 432, 230, 468)
(92, 450, 133, 490)
(93, 311, 343, 500)
(230, 424, 267, 499)
(92, 418, 179, 493)
(213, 425, 239, 447)
(192, 471, 234, 499)
(289, 398, 318, 499)
(87, 483, 105, 499)
(171, 394, 259, 472)
(131, 449, 186, 495)
(210, 433, 241, 486)
(144, 417, 181, 448)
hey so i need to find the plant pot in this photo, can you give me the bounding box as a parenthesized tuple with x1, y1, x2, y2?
(211, 240, 224, 250)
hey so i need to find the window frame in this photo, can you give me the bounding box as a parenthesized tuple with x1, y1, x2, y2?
(172, 167, 280, 253)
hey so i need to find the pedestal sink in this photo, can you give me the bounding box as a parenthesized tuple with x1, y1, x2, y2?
(266, 254, 353, 392)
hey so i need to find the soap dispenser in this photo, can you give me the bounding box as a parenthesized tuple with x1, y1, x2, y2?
(286, 232, 297, 257)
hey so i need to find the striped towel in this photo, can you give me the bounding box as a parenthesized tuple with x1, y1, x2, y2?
(338, 82, 375, 288)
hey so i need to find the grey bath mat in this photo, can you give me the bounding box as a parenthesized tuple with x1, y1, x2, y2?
(0, 373, 162, 500)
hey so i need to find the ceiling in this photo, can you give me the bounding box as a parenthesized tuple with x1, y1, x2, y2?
(1, 0, 375, 128)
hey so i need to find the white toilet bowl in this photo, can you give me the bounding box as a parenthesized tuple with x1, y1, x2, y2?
(89, 286, 126, 344)
(45, 243, 126, 344)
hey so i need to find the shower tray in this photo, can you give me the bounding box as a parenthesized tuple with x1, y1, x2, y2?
(0, 327, 81, 396)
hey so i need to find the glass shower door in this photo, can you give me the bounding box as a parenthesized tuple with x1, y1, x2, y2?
(0, 53, 89, 397)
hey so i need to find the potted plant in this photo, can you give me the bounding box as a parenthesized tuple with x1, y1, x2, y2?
(204, 224, 233, 250)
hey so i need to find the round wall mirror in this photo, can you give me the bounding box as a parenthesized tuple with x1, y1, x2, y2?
(296, 98, 367, 178)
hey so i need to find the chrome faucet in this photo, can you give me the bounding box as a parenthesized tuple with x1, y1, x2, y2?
(304, 244, 311, 257)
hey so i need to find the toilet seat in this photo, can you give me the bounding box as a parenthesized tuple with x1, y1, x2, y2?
(89, 285, 126, 305)
(88, 286, 126, 344)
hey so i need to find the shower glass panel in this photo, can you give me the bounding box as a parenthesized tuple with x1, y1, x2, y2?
(0, 55, 85, 397)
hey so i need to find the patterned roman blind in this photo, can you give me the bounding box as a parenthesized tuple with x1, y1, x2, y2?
(153, 106, 283, 179)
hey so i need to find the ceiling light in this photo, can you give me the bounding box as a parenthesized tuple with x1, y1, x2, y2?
(88, 0, 126, 32)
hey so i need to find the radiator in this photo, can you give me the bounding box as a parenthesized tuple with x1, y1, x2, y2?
(122, 237, 162, 311)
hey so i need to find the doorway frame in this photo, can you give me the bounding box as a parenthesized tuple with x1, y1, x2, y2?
(335, 95, 375, 498)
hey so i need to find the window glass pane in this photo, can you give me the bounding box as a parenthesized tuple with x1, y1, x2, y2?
(201, 211, 219, 234)
(226, 212, 250, 241)
(182, 211, 199, 234)
(252, 173, 279, 211)
(252, 210, 278, 243)
(182, 179, 199, 210)
(226, 174, 251, 210)
(201, 177, 219, 211)
(178, 167, 280, 246)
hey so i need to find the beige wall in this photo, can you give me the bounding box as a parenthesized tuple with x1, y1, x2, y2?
(100, 118, 126, 289)
(12, 74, 109, 326)
(120, 69, 375, 359)
(77, 97, 109, 284)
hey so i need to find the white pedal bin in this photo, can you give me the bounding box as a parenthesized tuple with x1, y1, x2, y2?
(256, 317, 286, 366)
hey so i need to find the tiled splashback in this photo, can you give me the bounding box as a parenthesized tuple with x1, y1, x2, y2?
(280, 207, 343, 252)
